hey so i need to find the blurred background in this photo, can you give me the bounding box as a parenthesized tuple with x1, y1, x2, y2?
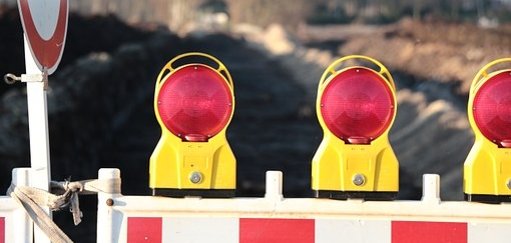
(1, 0, 511, 241)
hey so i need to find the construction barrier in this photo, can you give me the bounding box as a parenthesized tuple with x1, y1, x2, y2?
(96, 169, 511, 243)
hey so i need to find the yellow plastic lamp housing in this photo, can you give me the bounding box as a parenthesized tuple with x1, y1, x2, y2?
(150, 52, 236, 197)
(464, 58, 511, 203)
(312, 55, 399, 200)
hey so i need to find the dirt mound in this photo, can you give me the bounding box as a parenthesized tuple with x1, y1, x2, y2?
(392, 89, 471, 199)
(340, 19, 511, 94)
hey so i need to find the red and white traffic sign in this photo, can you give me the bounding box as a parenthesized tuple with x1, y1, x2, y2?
(18, 0, 68, 75)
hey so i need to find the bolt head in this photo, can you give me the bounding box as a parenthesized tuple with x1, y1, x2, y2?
(190, 171, 203, 184)
(352, 174, 366, 186)
(507, 179, 511, 189)
(106, 198, 114, 206)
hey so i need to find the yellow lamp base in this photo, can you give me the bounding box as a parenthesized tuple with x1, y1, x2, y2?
(152, 188, 235, 198)
(315, 190, 397, 200)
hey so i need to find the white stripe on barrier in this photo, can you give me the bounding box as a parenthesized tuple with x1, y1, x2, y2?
(315, 219, 390, 243)
(468, 222, 511, 243)
(0, 168, 32, 243)
(4, 214, 11, 243)
(163, 217, 238, 243)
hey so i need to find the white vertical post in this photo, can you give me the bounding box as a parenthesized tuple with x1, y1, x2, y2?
(12, 168, 33, 243)
(24, 36, 51, 243)
(421, 174, 441, 203)
(97, 168, 122, 243)
(264, 171, 283, 201)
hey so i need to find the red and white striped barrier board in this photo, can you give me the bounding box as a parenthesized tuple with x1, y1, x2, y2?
(127, 217, 314, 243)
(96, 169, 511, 243)
(124, 217, 511, 243)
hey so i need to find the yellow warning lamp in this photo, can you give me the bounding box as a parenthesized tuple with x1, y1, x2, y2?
(150, 52, 236, 197)
(312, 55, 399, 200)
(464, 58, 511, 203)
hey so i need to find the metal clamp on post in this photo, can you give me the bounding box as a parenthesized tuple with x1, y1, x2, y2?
(23, 72, 49, 90)
(4, 72, 49, 90)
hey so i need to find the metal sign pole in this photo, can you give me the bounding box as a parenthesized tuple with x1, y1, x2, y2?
(24, 35, 52, 243)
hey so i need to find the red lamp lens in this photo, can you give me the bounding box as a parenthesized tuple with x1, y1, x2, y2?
(473, 71, 511, 147)
(157, 65, 233, 141)
(320, 67, 395, 144)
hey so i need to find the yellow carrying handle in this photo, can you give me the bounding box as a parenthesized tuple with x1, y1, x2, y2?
(318, 55, 395, 95)
(155, 52, 234, 93)
(470, 58, 511, 94)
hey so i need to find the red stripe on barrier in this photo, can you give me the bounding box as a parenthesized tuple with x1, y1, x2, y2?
(127, 217, 162, 243)
(392, 221, 467, 243)
(0, 217, 4, 243)
(240, 218, 314, 243)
